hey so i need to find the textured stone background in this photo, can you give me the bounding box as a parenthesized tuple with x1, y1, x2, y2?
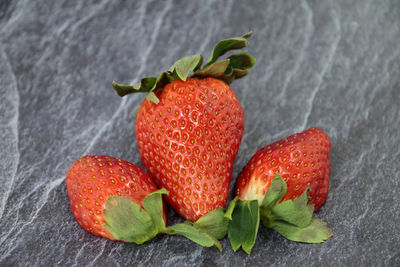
(1, 0, 399, 266)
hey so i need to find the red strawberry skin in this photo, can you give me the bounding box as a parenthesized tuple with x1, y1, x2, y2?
(236, 128, 331, 211)
(66, 155, 167, 240)
(136, 77, 245, 222)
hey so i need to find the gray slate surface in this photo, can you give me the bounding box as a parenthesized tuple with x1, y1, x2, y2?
(1, 0, 399, 266)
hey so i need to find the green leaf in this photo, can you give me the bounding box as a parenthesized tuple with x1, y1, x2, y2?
(142, 188, 168, 232)
(260, 174, 287, 211)
(104, 196, 157, 244)
(227, 200, 260, 254)
(259, 175, 287, 228)
(219, 52, 256, 84)
(165, 223, 222, 251)
(112, 74, 165, 103)
(205, 32, 252, 67)
(144, 72, 171, 104)
(192, 32, 255, 83)
(193, 208, 229, 239)
(224, 52, 256, 75)
(168, 54, 203, 81)
(112, 32, 255, 101)
(256, 174, 332, 244)
(113, 55, 202, 104)
(152, 71, 171, 90)
(112, 77, 157, 97)
(225, 197, 239, 220)
(145, 91, 160, 104)
(268, 189, 314, 228)
(193, 59, 230, 78)
(272, 218, 333, 243)
(242, 32, 253, 39)
(194, 52, 256, 84)
(222, 69, 250, 84)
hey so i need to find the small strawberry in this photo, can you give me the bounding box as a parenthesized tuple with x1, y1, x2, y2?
(112, 33, 255, 222)
(225, 128, 333, 254)
(236, 127, 331, 211)
(66, 155, 167, 241)
(66, 155, 227, 249)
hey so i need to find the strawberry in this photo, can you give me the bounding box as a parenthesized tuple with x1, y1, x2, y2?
(225, 128, 333, 254)
(112, 33, 255, 222)
(65, 155, 167, 241)
(66, 155, 228, 249)
(135, 77, 244, 222)
(236, 127, 331, 211)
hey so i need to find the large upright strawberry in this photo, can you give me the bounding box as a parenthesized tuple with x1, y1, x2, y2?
(112, 33, 255, 222)
(225, 128, 333, 254)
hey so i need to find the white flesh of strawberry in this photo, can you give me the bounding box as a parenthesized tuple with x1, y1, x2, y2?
(241, 176, 267, 206)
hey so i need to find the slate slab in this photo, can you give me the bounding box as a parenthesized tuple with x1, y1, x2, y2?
(0, 0, 399, 266)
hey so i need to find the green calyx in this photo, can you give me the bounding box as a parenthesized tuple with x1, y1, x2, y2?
(112, 32, 255, 104)
(225, 198, 259, 254)
(224, 174, 333, 254)
(104, 188, 168, 244)
(164, 208, 229, 251)
(104, 188, 228, 250)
